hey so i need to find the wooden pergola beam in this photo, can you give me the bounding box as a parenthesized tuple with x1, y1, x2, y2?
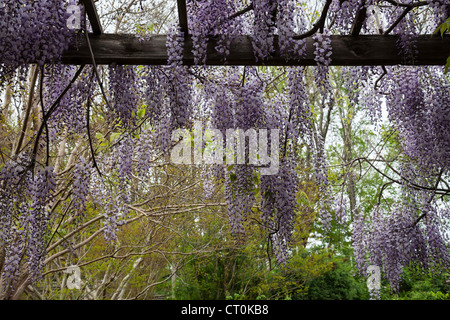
(350, 1, 367, 36)
(80, 0, 103, 35)
(61, 34, 450, 66)
(177, 0, 189, 34)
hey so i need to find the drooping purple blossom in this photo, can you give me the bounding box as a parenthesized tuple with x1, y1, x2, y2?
(330, 0, 364, 34)
(44, 64, 94, 134)
(385, 66, 450, 172)
(313, 29, 333, 106)
(187, 0, 236, 64)
(353, 169, 450, 293)
(72, 157, 91, 214)
(277, 0, 297, 59)
(108, 64, 140, 129)
(287, 66, 312, 141)
(117, 134, 134, 185)
(0, 0, 76, 81)
(165, 25, 192, 132)
(224, 164, 256, 240)
(25, 166, 56, 281)
(252, 0, 277, 62)
(261, 157, 298, 265)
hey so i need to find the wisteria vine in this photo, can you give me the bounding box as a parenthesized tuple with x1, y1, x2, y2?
(0, 0, 449, 299)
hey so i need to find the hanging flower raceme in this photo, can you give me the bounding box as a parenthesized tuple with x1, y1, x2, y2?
(353, 168, 450, 293)
(166, 25, 192, 130)
(385, 66, 450, 172)
(341, 66, 369, 107)
(141, 66, 166, 123)
(25, 166, 56, 281)
(394, 18, 418, 64)
(117, 134, 134, 186)
(108, 64, 140, 129)
(72, 157, 91, 214)
(223, 71, 264, 240)
(211, 82, 235, 133)
(0, 0, 75, 81)
(252, 0, 277, 61)
(276, 0, 297, 58)
(1, 163, 56, 287)
(287, 66, 312, 141)
(313, 28, 333, 105)
(261, 157, 298, 265)
(44, 64, 94, 134)
(331, 0, 365, 34)
(225, 164, 256, 240)
(187, 0, 235, 64)
(0, 154, 32, 257)
(429, 0, 450, 28)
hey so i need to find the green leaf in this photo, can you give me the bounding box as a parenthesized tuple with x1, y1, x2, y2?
(95, 132, 104, 142)
(445, 56, 450, 74)
(137, 105, 146, 118)
(110, 132, 121, 142)
(296, 191, 309, 206)
(434, 18, 450, 37)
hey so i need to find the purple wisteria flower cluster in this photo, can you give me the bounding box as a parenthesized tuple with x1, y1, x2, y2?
(72, 157, 91, 214)
(44, 64, 94, 134)
(313, 29, 333, 107)
(166, 26, 192, 129)
(353, 185, 450, 292)
(385, 66, 450, 171)
(108, 64, 140, 129)
(187, 0, 236, 64)
(252, 0, 277, 61)
(0, 0, 75, 81)
(261, 157, 298, 265)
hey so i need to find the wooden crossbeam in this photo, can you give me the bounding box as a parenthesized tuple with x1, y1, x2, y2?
(61, 34, 450, 66)
(80, 0, 103, 35)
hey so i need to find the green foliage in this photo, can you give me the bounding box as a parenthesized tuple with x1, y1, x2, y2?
(171, 238, 338, 301)
(305, 260, 369, 300)
(435, 18, 450, 37)
(434, 18, 450, 73)
(173, 247, 265, 300)
(390, 266, 450, 300)
(258, 249, 335, 300)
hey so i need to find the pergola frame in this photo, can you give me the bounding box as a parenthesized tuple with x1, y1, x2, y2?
(66, 0, 449, 66)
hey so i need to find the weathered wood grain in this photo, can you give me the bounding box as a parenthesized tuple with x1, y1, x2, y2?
(61, 34, 450, 66)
